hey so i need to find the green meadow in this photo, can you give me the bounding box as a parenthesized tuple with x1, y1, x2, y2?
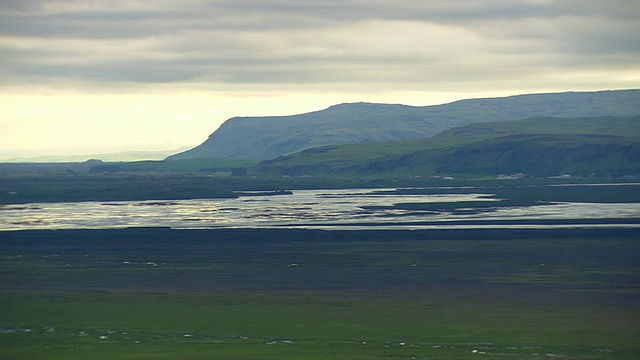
(2, 291, 637, 360)
(1, 228, 639, 359)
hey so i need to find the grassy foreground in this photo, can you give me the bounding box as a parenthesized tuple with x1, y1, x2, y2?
(1, 228, 639, 359)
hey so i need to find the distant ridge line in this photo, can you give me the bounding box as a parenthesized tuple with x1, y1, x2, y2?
(168, 89, 640, 161)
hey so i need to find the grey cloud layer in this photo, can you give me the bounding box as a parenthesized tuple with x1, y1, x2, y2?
(1, 0, 638, 88)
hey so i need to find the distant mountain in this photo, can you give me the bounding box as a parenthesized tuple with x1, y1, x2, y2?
(168, 89, 640, 161)
(251, 115, 640, 178)
(2, 147, 191, 163)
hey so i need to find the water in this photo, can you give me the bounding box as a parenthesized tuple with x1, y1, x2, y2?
(1, 188, 639, 231)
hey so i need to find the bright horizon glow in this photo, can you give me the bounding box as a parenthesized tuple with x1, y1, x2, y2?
(1, 87, 564, 159)
(1, 0, 639, 160)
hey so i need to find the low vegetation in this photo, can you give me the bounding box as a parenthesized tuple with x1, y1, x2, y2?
(2, 161, 639, 205)
(1, 228, 639, 359)
(252, 116, 640, 178)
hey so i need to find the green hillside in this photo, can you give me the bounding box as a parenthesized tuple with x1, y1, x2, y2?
(168, 89, 640, 160)
(251, 116, 640, 178)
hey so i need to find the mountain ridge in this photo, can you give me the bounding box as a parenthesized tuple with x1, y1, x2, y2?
(168, 89, 640, 161)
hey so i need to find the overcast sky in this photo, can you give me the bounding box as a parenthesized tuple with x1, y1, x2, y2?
(1, 0, 639, 158)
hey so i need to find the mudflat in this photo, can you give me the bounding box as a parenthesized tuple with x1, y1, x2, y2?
(1, 228, 639, 359)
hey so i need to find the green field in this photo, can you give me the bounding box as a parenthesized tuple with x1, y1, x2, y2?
(1, 228, 639, 359)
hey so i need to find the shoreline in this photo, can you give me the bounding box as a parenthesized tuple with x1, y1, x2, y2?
(3, 217, 640, 232)
(0, 225, 640, 236)
(2, 225, 640, 238)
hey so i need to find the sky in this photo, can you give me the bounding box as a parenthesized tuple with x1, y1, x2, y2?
(1, 0, 639, 159)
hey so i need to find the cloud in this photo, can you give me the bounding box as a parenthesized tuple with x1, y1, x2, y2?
(0, 0, 638, 91)
(3, 0, 637, 158)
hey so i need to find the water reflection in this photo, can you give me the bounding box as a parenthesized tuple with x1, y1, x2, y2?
(1, 188, 639, 231)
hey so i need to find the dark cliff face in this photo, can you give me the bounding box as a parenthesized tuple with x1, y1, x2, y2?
(167, 89, 640, 161)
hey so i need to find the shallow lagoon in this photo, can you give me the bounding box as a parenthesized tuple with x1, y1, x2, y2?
(2, 186, 639, 231)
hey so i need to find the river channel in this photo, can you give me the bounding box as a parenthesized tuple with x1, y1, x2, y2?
(2, 187, 640, 231)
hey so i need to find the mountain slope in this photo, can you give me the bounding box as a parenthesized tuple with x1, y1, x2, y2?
(167, 89, 640, 160)
(251, 115, 640, 178)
